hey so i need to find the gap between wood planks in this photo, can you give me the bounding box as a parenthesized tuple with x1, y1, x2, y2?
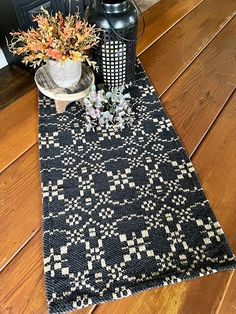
(0, 227, 40, 273)
(136, 0, 205, 56)
(158, 12, 236, 97)
(188, 86, 236, 159)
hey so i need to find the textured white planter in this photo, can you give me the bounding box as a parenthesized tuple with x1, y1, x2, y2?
(47, 59, 82, 88)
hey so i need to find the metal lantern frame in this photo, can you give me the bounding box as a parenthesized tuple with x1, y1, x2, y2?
(98, 25, 137, 87)
(86, 0, 145, 88)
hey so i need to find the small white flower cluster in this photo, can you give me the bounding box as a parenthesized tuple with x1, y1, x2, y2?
(83, 84, 135, 132)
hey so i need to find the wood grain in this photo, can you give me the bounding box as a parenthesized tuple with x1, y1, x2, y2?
(0, 88, 38, 173)
(192, 92, 236, 314)
(0, 231, 95, 314)
(159, 16, 236, 155)
(0, 65, 35, 110)
(140, 0, 236, 95)
(93, 272, 231, 314)
(218, 271, 236, 313)
(0, 145, 41, 271)
(137, 0, 204, 55)
(192, 92, 236, 252)
(0, 231, 46, 314)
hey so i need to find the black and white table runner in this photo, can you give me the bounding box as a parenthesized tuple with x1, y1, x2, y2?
(39, 61, 236, 314)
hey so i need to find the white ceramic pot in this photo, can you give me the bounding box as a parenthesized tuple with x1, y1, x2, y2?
(47, 59, 82, 88)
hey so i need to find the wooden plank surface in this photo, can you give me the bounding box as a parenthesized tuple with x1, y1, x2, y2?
(139, 0, 236, 95)
(0, 145, 41, 271)
(0, 88, 38, 173)
(0, 0, 218, 274)
(1, 0, 236, 289)
(0, 65, 35, 110)
(160, 16, 236, 155)
(1, 1, 236, 313)
(137, 0, 204, 55)
(193, 91, 236, 314)
(192, 92, 236, 252)
(93, 272, 232, 314)
(1, 18, 236, 312)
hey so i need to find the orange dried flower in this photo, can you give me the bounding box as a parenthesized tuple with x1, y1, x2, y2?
(46, 48, 63, 60)
(8, 8, 100, 68)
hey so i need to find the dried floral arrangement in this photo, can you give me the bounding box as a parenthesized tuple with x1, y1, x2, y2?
(84, 84, 135, 132)
(8, 8, 100, 68)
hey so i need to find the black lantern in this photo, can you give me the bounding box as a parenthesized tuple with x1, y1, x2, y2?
(85, 0, 144, 88)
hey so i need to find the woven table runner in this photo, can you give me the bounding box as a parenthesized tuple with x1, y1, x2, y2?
(39, 61, 236, 313)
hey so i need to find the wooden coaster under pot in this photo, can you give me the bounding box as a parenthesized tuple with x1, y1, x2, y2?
(35, 64, 94, 113)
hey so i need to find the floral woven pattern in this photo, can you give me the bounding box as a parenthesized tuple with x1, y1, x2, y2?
(39, 61, 236, 314)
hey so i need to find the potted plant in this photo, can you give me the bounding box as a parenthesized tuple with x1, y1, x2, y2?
(8, 9, 100, 88)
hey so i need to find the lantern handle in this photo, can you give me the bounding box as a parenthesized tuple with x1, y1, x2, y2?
(101, 0, 146, 42)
